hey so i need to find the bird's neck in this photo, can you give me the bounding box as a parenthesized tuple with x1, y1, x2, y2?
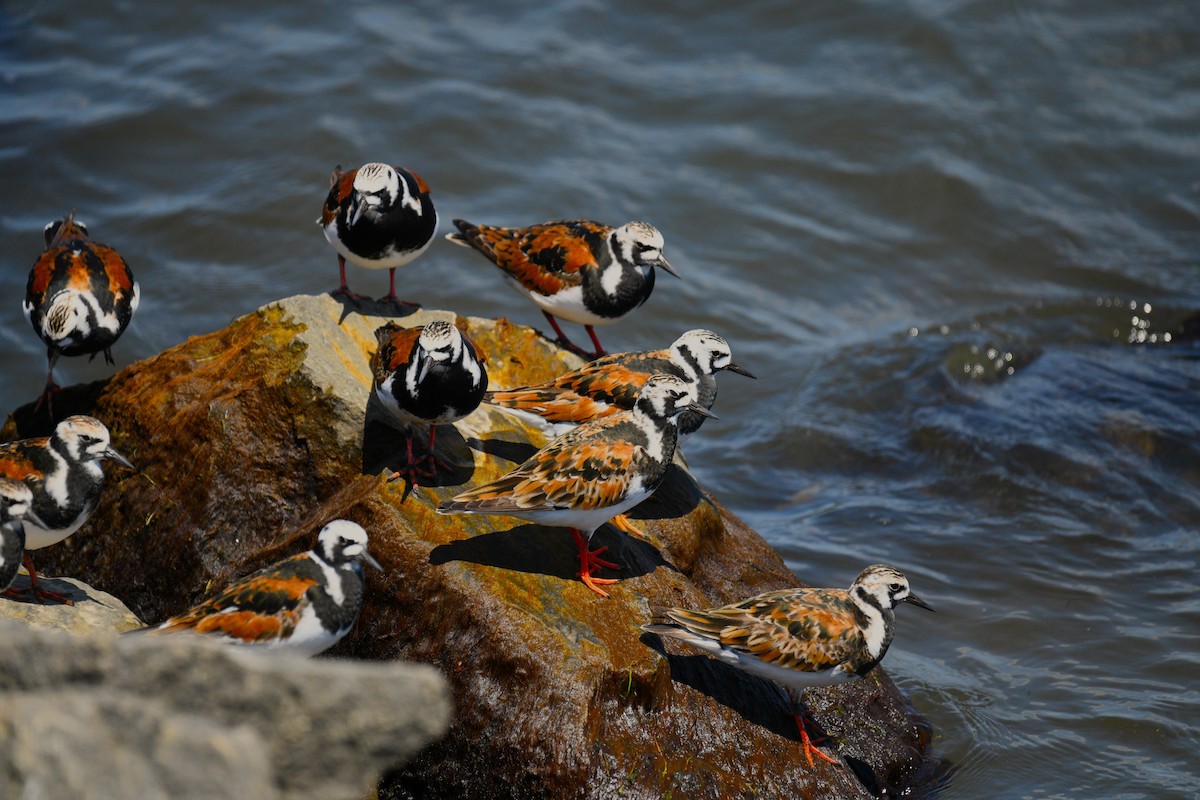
(630, 408, 679, 466)
(851, 586, 896, 661)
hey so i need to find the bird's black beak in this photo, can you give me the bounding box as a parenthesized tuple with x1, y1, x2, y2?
(105, 446, 136, 471)
(23, 507, 49, 531)
(904, 593, 934, 612)
(655, 256, 680, 278)
(724, 361, 756, 379)
(360, 549, 385, 572)
(686, 402, 717, 420)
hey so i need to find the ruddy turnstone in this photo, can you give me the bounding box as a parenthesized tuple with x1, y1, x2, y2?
(446, 218, 678, 358)
(437, 373, 709, 597)
(318, 161, 438, 309)
(642, 564, 933, 766)
(486, 329, 755, 436)
(135, 519, 383, 656)
(0, 415, 135, 604)
(0, 478, 43, 596)
(371, 319, 488, 487)
(24, 212, 140, 416)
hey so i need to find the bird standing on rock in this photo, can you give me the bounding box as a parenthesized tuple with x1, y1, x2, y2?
(643, 564, 933, 766)
(438, 373, 709, 597)
(446, 218, 678, 359)
(24, 212, 139, 417)
(371, 319, 488, 487)
(0, 415, 135, 604)
(319, 162, 438, 310)
(134, 520, 383, 656)
(486, 328, 754, 437)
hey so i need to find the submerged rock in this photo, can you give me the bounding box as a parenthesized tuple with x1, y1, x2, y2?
(3, 293, 934, 799)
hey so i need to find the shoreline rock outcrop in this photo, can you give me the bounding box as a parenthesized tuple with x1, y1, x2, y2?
(0, 620, 450, 800)
(3, 294, 936, 798)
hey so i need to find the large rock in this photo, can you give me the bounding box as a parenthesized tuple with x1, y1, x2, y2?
(3, 294, 935, 798)
(0, 620, 450, 800)
(0, 575, 143, 633)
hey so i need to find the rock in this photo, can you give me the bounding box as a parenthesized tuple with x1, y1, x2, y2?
(0, 620, 450, 800)
(3, 293, 935, 799)
(1, 574, 143, 633)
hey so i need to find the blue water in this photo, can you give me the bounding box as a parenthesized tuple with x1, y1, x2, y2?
(2, 2, 1198, 797)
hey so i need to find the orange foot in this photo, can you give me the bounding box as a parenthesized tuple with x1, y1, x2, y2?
(608, 513, 646, 539)
(570, 528, 620, 597)
(376, 293, 420, 313)
(330, 285, 370, 306)
(386, 429, 457, 486)
(792, 709, 838, 767)
(5, 555, 75, 606)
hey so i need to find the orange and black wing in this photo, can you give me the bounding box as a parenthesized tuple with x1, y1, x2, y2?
(554, 350, 672, 407)
(661, 588, 863, 673)
(455, 219, 610, 297)
(446, 416, 645, 512)
(486, 348, 671, 422)
(152, 555, 320, 644)
(28, 219, 134, 306)
(402, 165, 432, 196)
(370, 322, 422, 386)
(0, 441, 49, 484)
(320, 164, 357, 226)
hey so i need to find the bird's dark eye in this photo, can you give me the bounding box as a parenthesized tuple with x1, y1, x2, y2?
(889, 583, 902, 592)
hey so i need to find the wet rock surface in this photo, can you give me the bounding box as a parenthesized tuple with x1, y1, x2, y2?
(3, 293, 935, 799)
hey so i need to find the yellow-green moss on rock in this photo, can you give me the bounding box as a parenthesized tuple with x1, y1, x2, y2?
(4, 293, 934, 800)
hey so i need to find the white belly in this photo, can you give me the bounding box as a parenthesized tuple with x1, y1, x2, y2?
(508, 278, 618, 327)
(23, 518, 85, 551)
(500, 483, 654, 535)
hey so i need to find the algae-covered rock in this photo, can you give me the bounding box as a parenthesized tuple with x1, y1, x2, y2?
(3, 293, 933, 799)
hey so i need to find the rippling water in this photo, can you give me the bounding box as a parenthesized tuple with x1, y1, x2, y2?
(2, 2, 1198, 797)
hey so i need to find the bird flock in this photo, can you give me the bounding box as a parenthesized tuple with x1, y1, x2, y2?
(3, 160, 932, 768)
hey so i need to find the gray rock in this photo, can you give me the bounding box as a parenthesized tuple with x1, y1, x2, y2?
(0, 620, 450, 800)
(1, 574, 143, 633)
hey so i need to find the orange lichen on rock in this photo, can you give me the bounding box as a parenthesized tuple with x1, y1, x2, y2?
(2, 294, 934, 800)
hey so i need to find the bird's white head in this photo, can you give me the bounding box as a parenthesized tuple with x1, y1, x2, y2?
(315, 519, 384, 572)
(852, 564, 934, 613)
(613, 221, 677, 277)
(635, 373, 710, 423)
(54, 416, 136, 470)
(417, 319, 463, 364)
(669, 329, 754, 379)
(349, 162, 407, 224)
(0, 478, 35, 525)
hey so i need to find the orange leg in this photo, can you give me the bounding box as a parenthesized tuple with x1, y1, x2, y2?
(377, 267, 420, 312)
(570, 528, 619, 597)
(331, 256, 370, 305)
(786, 689, 838, 767)
(387, 426, 456, 486)
(540, 312, 598, 360)
(1, 553, 74, 606)
(583, 325, 606, 358)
